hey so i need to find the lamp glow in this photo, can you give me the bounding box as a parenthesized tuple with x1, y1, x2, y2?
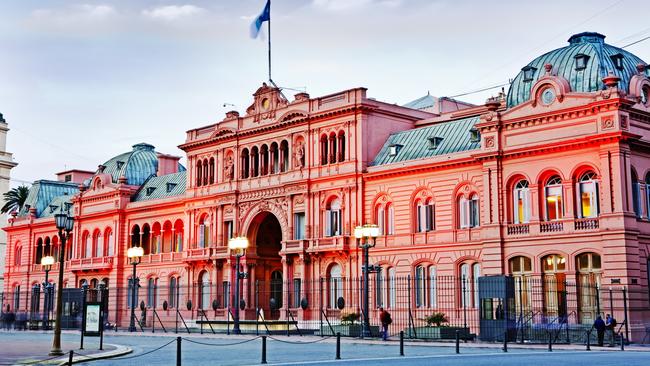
(41, 255, 55, 267)
(127, 246, 144, 258)
(228, 236, 249, 251)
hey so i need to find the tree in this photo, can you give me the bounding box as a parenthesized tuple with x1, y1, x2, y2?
(1, 185, 30, 214)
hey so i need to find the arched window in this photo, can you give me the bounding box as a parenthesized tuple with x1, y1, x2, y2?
(66, 234, 73, 261)
(328, 264, 342, 309)
(270, 142, 279, 174)
(324, 198, 342, 237)
(320, 135, 328, 165)
(44, 237, 51, 257)
(416, 198, 435, 232)
(151, 222, 162, 254)
(509, 256, 532, 311)
(329, 133, 337, 164)
(459, 194, 479, 228)
(196, 159, 203, 186)
(90, 278, 98, 289)
(387, 267, 396, 309)
(209, 158, 215, 184)
(92, 230, 101, 258)
(14, 245, 22, 266)
(337, 131, 345, 162)
(375, 267, 383, 308)
(415, 265, 426, 308)
(271, 270, 283, 309)
(199, 272, 210, 310)
(545, 175, 563, 221)
(35, 238, 43, 264)
(459, 262, 480, 308)
(513, 180, 530, 224)
(429, 266, 437, 309)
(203, 159, 208, 186)
(280, 140, 289, 172)
(241, 149, 250, 179)
(198, 215, 210, 248)
(460, 263, 470, 307)
(576, 252, 601, 322)
(472, 263, 481, 308)
(631, 168, 640, 217)
(376, 203, 394, 235)
(542, 254, 567, 318)
(131, 225, 141, 247)
(169, 276, 179, 308)
(260, 145, 269, 175)
(104, 228, 113, 257)
(645, 173, 650, 219)
(146, 278, 157, 308)
(141, 224, 151, 254)
(83, 232, 91, 259)
(162, 221, 173, 253)
(251, 146, 260, 177)
(51, 236, 59, 263)
(578, 172, 599, 218)
(173, 220, 184, 252)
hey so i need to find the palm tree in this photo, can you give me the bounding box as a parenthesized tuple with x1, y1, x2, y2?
(1, 185, 30, 214)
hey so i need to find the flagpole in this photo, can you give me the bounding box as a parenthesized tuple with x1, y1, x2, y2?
(268, 0, 272, 83)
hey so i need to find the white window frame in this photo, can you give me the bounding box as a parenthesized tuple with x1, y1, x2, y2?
(513, 180, 530, 224)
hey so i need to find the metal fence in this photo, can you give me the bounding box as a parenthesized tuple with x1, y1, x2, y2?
(1, 276, 647, 343)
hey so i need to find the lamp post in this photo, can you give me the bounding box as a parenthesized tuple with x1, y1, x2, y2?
(354, 224, 380, 338)
(41, 255, 55, 330)
(228, 236, 249, 335)
(49, 212, 74, 356)
(127, 246, 144, 332)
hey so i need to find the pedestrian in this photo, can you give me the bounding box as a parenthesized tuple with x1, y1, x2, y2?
(6, 306, 15, 330)
(379, 307, 392, 341)
(605, 314, 617, 347)
(593, 315, 606, 346)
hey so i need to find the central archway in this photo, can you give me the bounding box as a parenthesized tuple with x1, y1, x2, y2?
(247, 211, 284, 319)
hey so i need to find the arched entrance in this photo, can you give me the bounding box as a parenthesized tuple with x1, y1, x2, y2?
(247, 211, 284, 319)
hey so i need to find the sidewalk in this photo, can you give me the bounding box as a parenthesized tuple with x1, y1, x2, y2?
(0, 331, 131, 365)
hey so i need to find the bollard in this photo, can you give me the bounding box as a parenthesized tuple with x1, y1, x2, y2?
(548, 332, 552, 352)
(586, 331, 591, 351)
(68, 350, 74, 366)
(455, 330, 460, 354)
(261, 336, 267, 364)
(503, 331, 508, 353)
(399, 331, 404, 356)
(335, 333, 341, 360)
(176, 336, 181, 366)
(620, 333, 624, 351)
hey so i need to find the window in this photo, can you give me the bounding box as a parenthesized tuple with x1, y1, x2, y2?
(64, 174, 72, 182)
(324, 198, 342, 237)
(632, 169, 641, 217)
(147, 278, 157, 308)
(241, 149, 250, 179)
(271, 271, 283, 309)
(196, 160, 203, 186)
(574, 54, 590, 70)
(270, 143, 279, 174)
(388, 144, 402, 157)
(429, 266, 437, 309)
(93, 231, 102, 258)
(545, 176, 563, 221)
(375, 267, 383, 308)
(14, 245, 21, 266)
(198, 216, 210, 248)
(387, 267, 396, 309)
(169, 277, 178, 308)
(294, 213, 305, 240)
(209, 158, 215, 184)
(174, 220, 184, 252)
(610, 54, 624, 70)
(642, 86, 649, 105)
(84, 232, 92, 258)
(513, 180, 530, 224)
(320, 135, 328, 165)
(459, 195, 479, 228)
(415, 266, 425, 308)
(329, 134, 337, 164)
(224, 221, 234, 242)
(460, 264, 470, 307)
(337, 132, 345, 162)
(328, 264, 343, 309)
(459, 262, 481, 308)
(13, 285, 20, 311)
(427, 136, 443, 149)
(293, 279, 301, 308)
(472, 263, 481, 308)
(542, 254, 567, 318)
(251, 147, 259, 177)
(199, 272, 210, 310)
(522, 66, 537, 82)
(105, 229, 114, 256)
(509, 256, 532, 311)
(280, 140, 289, 173)
(222, 281, 230, 309)
(470, 128, 480, 142)
(127, 277, 139, 310)
(578, 172, 599, 218)
(416, 201, 435, 232)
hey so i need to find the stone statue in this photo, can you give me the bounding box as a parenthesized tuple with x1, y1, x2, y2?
(224, 155, 234, 180)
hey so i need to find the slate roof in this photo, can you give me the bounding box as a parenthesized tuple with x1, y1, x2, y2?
(19, 180, 78, 218)
(371, 116, 481, 166)
(40, 195, 73, 218)
(403, 94, 436, 110)
(507, 32, 648, 108)
(133, 171, 186, 202)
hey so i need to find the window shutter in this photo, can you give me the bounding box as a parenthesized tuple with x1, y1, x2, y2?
(418, 205, 426, 232)
(198, 224, 205, 248)
(388, 206, 394, 235)
(324, 210, 331, 237)
(459, 199, 467, 228)
(523, 190, 530, 223)
(593, 181, 599, 217)
(378, 207, 384, 235)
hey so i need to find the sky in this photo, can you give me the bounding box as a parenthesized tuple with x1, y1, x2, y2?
(0, 0, 648, 186)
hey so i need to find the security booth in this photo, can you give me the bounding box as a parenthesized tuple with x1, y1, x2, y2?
(478, 275, 516, 342)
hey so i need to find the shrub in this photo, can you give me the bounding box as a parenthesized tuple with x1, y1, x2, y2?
(341, 312, 360, 325)
(425, 312, 449, 327)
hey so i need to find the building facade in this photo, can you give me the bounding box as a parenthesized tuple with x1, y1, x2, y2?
(0, 113, 18, 289)
(3, 33, 650, 339)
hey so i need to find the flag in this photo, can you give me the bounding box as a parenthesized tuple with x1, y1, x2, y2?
(250, 0, 270, 39)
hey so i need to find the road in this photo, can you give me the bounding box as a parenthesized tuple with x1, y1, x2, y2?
(0, 332, 648, 366)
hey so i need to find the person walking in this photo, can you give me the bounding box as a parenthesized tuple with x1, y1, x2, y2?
(605, 314, 617, 347)
(379, 307, 392, 341)
(593, 315, 606, 346)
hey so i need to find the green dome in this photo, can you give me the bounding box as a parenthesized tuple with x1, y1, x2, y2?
(507, 32, 648, 108)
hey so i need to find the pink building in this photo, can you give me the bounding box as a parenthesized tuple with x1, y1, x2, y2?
(3, 32, 650, 341)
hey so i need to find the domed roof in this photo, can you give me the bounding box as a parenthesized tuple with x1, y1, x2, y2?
(507, 32, 648, 108)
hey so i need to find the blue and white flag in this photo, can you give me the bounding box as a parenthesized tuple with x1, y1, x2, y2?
(250, 0, 270, 39)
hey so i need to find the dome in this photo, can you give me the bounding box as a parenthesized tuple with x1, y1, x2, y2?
(507, 32, 648, 108)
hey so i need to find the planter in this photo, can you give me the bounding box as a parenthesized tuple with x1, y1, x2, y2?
(405, 326, 470, 339)
(320, 324, 381, 337)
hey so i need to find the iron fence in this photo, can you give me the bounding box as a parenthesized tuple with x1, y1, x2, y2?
(1, 276, 647, 343)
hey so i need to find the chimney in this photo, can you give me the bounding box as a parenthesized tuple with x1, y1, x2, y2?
(157, 153, 181, 176)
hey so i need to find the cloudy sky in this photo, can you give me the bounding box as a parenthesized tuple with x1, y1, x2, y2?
(0, 0, 648, 185)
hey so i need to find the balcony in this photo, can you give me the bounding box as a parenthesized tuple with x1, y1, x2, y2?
(540, 221, 564, 233)
(506, 218, 600, 237)
(69, 257, 113, 272)
(140, 252, 184, 264)
(507, 223, 530, 235)
(184, 247, 212, 262)
(574, 218, 599, 230)
(282, 239, 308, 254)
(309, 236, 350, 253)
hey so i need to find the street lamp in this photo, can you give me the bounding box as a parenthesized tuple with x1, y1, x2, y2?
(41, 255, 55, 330)
(127, 246, 144, 332)
(354, 223, 380, 338)
(49, 212, 74, 356)
(228, 236, 249, 335)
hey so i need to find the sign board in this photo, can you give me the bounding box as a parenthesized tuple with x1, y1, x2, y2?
(83, 302, 102, 336)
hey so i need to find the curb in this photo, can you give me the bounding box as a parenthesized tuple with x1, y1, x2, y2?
(53, 344, 133, 365)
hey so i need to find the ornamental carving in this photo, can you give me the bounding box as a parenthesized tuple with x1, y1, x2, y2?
(620, 115, 628, 129)
(293, 141, 305, 168)
(223, 155, 234, 181)
(295, 194, 305, 204)
(484, 136, 495, 148)
(601, 118, 614, 130)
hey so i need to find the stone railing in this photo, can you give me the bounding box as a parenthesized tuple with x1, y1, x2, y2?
(507, 223, 530, 235)
(574, 218, 599, 230)
(540, 221, 564, 233)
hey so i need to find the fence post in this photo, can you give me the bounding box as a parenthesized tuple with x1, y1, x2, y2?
(335, 332, 341, 360)
(319, 278, 323, 337)
(176, 336, 181, 366)
(595, 285, 601, 317)
(608, 287, 614, 316)
(503, 330, 508, 352)
(68, 350, 73, 366)
(407, 275, 412, 339)
(261, 336, 267, 364)
(548, 331, 552, 352)
(455, 330, 460, 354)
(622, 287, 629, 342)
(620, 333, 625, 351)
(586, 330, 591, 351)
(462, 276, 467, 333)
(399, 331, 404, 356)
(518, 277, 524, 344)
